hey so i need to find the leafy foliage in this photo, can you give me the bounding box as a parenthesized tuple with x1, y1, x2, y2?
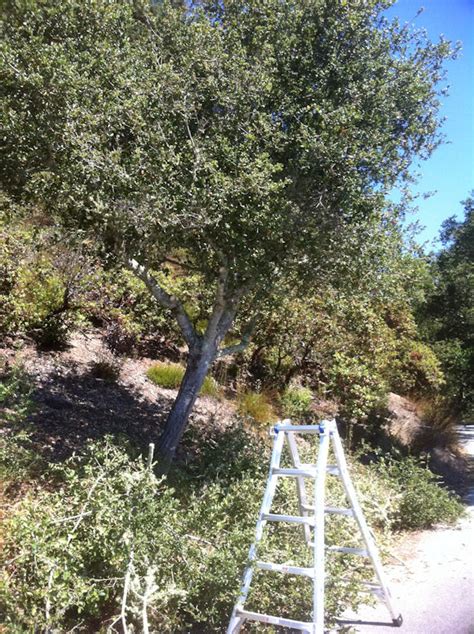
(391, 340, 444, 396)
(419, 195, 474, 418)
(0, 365, 45, 482)
(280, 384, 313, 419)
(0, 215, 85, 347)
(0, 0, 457, 453)
(0, 426, 463, 632)
(244, 277, 443, 419)
(1, 0, 454, 283)
(370, 452, 464, 530)
(0, 369, 464, 631)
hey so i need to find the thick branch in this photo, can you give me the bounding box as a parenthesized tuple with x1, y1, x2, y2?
(205, 265, 229, 340)
(128, 259, 197, 348)
(217, 314, 256, 358)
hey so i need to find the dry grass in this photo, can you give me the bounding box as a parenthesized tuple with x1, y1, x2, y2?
(414, 397, 460, 452)
(236, 390, 277, 429)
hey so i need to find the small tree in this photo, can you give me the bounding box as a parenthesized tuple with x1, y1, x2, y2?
(1, 0, 455, 465)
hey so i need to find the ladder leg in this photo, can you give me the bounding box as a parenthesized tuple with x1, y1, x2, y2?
(227, 614, 245, 634)
(287, 431, 312, 544)
(313, 424, 330, 634)
(226, 429, 285, 634)
(330, 425, 402, 625)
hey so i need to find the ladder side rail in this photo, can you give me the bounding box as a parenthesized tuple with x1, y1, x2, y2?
(286, 431, 312, 544)
(329, 427, 400, 622)
(227, 429, 285, 634)
(313, 424, 330, 634)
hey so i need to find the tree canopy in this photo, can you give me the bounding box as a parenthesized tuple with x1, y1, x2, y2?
(419, 195, 474, 418)
(0, 0, 456, 460)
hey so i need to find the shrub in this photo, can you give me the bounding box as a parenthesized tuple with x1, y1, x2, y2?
(329, 352, 388, 420)
(0, 217, 96, 348)
(146, 362, 221, 398)
(370, 452, 464, 530)
(280, 384, 313, 419)
(0, 434, 392, 632)
(0, 363, 33, 424)
(237, 390, 277, 427)
(0, 424, 464, 631)
(392, 341, 445, 396)
(0, 438, 261, 632)
(103, 318, 140, 356)
(0, 365, 45, 483)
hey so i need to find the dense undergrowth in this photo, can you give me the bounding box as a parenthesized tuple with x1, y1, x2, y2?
(0, 369, 464, 632)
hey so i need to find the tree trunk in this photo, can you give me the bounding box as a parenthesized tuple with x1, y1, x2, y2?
(157, 341, 216, 472)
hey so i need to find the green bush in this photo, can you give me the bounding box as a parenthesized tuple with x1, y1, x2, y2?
(0, 216, 95, 348)
(391, 341, 445, 396)
(146, 362, 221, 397)
(0, 438, 263, 632)
(0, 365, 463, 631)
(0, 363, 32, 424)
(0, 434, 394, 632)
(0, 423, 464, 631)
(329, 352, 388, 420)
(0, 365, 45, 483)
(370, 452, 464, 530)
(280, 384, 313, 419)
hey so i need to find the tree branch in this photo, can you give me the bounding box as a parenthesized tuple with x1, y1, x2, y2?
(164, 256, 200, 272)
(127, 259, 198, 348)
(217, 314, 256, 358)
(205, 265, 229, 340)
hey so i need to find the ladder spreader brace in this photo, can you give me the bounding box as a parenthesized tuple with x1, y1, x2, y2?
(227, 419, 403, 634)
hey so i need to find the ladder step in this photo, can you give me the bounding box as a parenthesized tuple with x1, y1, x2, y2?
(297, 462, 341, 476)
(236, 609, 313, 630)
(256, 561, 315, 577)
(273, 467, 316, 478)
(274, 424, 326, 433)
(261, 513, 315, 526)
(302, 504, 354, 516)
(327, 546, 369, 557)
(340, 578, 385, 597)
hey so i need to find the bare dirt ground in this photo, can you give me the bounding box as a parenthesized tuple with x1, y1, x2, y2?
(2, 331, 236, 462)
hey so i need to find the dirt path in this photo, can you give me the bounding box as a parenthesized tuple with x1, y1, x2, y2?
(338, 426, 474, 634)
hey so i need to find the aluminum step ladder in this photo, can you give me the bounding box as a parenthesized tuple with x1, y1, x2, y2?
(227, 419, 403, 634)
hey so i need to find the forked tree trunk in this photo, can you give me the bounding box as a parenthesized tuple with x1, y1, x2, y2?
(127, 259, 250, 472)
(157, 341, 217, 472)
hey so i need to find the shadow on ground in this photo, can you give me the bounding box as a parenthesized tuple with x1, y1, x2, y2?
(27, 368, 174, 461)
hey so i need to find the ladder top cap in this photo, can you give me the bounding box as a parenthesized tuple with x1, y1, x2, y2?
(273, 420, 337, 434)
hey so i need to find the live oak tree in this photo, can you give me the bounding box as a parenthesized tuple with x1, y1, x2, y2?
(1, 0, 455, 465)
(419, 195, 474, 417)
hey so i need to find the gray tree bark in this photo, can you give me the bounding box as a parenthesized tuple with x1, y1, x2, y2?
(157, 340, 216, 472)
(128, 258, 253, 471)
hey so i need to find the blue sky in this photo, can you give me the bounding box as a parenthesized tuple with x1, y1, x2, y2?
(385, 0, 474, 248)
